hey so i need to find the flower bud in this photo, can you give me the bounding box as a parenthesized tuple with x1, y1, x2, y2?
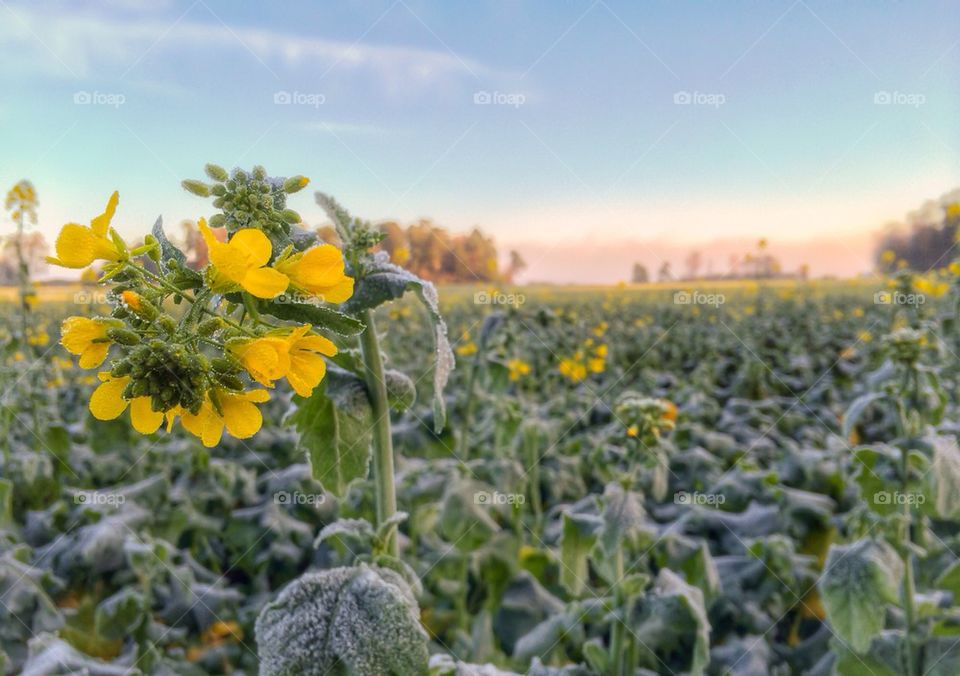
(158, 315, 177, 335)
(181, 179, 211, 197)
(121, 290, 159, 320)
(283, 175, 310, 193)
(197, 318, 222, 336)
(204, 163, 229, 182)
(280, 209, 301, 224)
(107, 328, 141, 346)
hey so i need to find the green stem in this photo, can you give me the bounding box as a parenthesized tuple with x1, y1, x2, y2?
(358, 309, 398, 557)
(610, 548, 626, 676)
(458, 354, 481, 460)
(901, 447, 918, 676)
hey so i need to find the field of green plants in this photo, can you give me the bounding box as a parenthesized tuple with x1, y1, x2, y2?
(3, 169, 960, 676)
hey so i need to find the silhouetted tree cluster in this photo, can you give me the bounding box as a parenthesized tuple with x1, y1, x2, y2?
(876, 202, 960, 273)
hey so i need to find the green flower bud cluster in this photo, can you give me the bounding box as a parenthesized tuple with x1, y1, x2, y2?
(181, 164, 306, 238)
(614, 391, 676, 445)
(883, 326, 926, 366)
(110, 340, 212, 414)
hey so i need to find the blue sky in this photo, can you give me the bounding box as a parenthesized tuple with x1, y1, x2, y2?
(1, 0, 958, 281)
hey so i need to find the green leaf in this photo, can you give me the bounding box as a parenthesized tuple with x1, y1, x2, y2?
(559, 511, 602, 596)
(819, 538, 903, 653)
(831, 631, 904, 676)
(344, 253, 455, 432)
(95, 589, 146, 641)
(634, 568, 711, 676)
(930, 435, 960, 519)
(255, 298, 364, 336)
(289, 369, 373, 498)
(151, 215, 186, 273)
(842, 392, 887, 439)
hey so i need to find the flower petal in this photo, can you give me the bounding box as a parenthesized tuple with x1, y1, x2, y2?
(90, 191, 119, 236)
(89, 376, 130, 420)
(229, 229, 274, 268)
(241, 267, 289, 299)
(129, 397, 164, 434)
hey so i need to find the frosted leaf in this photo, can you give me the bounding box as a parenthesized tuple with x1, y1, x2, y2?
(21, 633, 136, 675)
(256, 565, 428, 675)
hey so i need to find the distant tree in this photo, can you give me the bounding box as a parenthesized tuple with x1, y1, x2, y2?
(505, 250, 527, 283)
(683, 250, 702, 280)
(631, 263, 649, 284)
(876, 202, 960, 272)
(3, 231, 47, 277)
(657, 262, 672, 282)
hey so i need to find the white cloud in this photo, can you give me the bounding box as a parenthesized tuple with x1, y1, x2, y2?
(0, 3, 494, 87)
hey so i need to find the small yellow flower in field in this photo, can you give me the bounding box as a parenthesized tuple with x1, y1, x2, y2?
(858, 330, 872, 343)
(626, 425, 638, 438)
(594, 344, 608, 358)
(591, 321, 608, 337)
(559, 357, 586, 383)
(89, 372, 165, 434)
(456, 341, 478, 357)
(46, 192, 124, 269)
(914, 277, 949, 298)
(27, 330, 49, 346)
(61, 316, 117, 368)
(274, 244, 354, 303)
(180, 389, 270, 447)
(588, 357, 605, 374)
(897, 259, 908, 270)
(852, 307, 864, 318)
(507, 358, 531, 381)
(840, 346, 857, 360)
(198, 218, 289, 298)
(949, 261, 960, 276)
(881, 249, 896, 265)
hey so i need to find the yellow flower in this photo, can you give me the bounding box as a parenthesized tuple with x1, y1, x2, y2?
(594, 344, 608, 358)
(274, 244, 354, 303)
(881, 249, 896, 264)
(46, 192, 124, 268)
(198, 218, 289, 298)
(284, 325, 337, 397)
(626, 425, 638, 438)
(559, 358, 586, 383)
(229, 325, 337, 397)
(89, 372, 164, 434)
(61, 316, 116, 368)
(180, 389, 270, 447)
(457, 341, 478, 357)
(229, 335, 291, 387)
(588, 357, 605, 374)
(507, 358, 531, 381)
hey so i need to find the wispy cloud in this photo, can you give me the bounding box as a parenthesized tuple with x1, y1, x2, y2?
(0, 2, 495, 87)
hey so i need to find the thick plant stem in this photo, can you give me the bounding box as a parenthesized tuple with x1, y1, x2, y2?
(901, 449, 918, 676)
(610, 548, 626, 676)
(359, 309, 399, 557)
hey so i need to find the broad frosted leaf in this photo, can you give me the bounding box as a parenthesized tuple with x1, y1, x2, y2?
(599, 482, 646, 555)
(151, 215, 186, 273)
(256, 565, 429, 676)
(341, 251, 455, 432)
(254, 298, 364, 336)
(818, 539, 902, 653)
(930, 435, 960, 519)
(95, 588, 146, 641)
(428, 654, 520, 675)
(288, 368, 372, 498)
(634, 569, 711, 676)
(21, 633, 135, 676)
(830, 631, 903, 676)
(559, 511, 603, 596)
(841, 392, 886, 439)
(512, 612, 582, 661)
